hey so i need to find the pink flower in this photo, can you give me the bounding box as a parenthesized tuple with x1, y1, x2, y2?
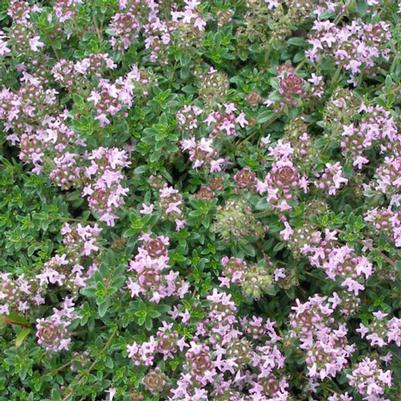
(0, 31, 10, 56)
(342, 278, 364, 295)
(236, 112, 248, 128)
(29, 36, 44, 52)
(280, 221, 293, 241)
(140, 203, 154, 214)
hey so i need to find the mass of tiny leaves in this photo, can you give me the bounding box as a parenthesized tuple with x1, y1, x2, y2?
(1, 1, 401, 401)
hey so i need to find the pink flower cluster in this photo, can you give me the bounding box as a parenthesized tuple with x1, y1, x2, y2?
(61, 223, 102, 258)
(280, 222, 373, 295)
(205, 103, 248, 138)
(52, 53, 116, 88)
(53, 0, 83, 23)
(0, 76, 61, 172)
(347, 357, 392, 401)
(0, 222, 101, 317)
(128, 321, 184, 366)
(157, 183, 186, 230)
(0, 273, 46, 315)
(171, 0, 206, 33)
(142, 1, 171, 62)
(233, 168, 257, 191)
(37, 223, 102, 291)
(307, 20, 391, 83)
(314, 162, 348, 195)
(176, 105, 203, 131)
(7, 0, 44, 54)
(341, 105, 398, 170)
(82, 147, 130, 226)
(257, 141, 308, 211)
(49, 151, 82, 190)
(289, 294, 355, 382)
(291, 228, 374, 295)
(128, 289, 289, 401)
(265, 66, 324, 111)
(35, 297, 77, 352)
(108, 3, 142, 50)
(180, 137, 225, 172)
(109, 0, 172, 61)
(365, 208, 401, 248)
(88, 66, 149, 127)
(277, 65, 306, 106)
(373, 156, 401, 196)
(357, 311, 401, 347)
(127, 234, 189, 303)
(219, 256, 248, 286)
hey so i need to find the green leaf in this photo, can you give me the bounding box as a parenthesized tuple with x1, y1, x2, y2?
(145, 317, 153, 331)
(257, 110, 274, 124)
(287, 37, 307, 47)
(1, 311, 30, 326)
(98, 300, 110, 318)
(15, 327, 32, 348)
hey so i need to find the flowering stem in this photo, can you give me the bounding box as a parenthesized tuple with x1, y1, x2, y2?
(61, 327, 118, 401)
(2, 318, 30, 328)
(391, 351, 401, 364)
(50, 360, 75, 375)
(93, 16, 103, 41)
(235, 114, 281, 150)
(254, 209, 271, 218)
(295, 59, 307, 72)
(379, 252, 396, 267)
(333, 0, 353, 25)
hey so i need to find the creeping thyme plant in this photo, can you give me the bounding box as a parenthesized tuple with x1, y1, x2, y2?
(2, 1, 401, 400)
